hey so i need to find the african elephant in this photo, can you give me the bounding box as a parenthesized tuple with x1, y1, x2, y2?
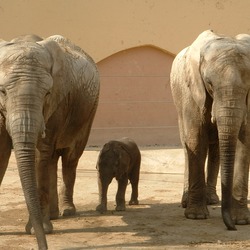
(0, 34, 99, 249)
(182, 140, 220, 207)
(170, 30, 250, 230)
(96, 137, 141, 213)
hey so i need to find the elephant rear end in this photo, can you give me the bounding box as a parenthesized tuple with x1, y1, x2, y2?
(96, 138, 141, 213)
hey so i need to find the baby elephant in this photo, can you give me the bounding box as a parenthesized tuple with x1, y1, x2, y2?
(96, 137, 141, 213)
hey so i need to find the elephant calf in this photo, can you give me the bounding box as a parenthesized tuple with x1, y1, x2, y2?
(96, 137, 141, 213)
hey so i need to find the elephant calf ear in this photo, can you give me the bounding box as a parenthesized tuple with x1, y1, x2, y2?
(101, 143, 111, 153)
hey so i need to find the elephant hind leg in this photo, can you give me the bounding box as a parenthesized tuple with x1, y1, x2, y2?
(60, 146, 83, 216)
(49, 153, 60, 219)
(96, 174, 111, 213)
(128, 166, 140, 205)
(206, 141, 220, 205)
(116, 176, 128, 211)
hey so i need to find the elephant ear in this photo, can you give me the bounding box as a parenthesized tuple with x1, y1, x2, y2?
(112, 143, 130, 179)
(185, 50, 206, 112)
(236, 33, 250, 42)
(101, 142, 111, 153)
(96, 142, 112, 170)
(119, 143, 132, 170)
(236, 34, 250, 111)
(0, 39, 6, 44)
(37, 36, 72, 121)
(120, 144, 131, 159)
(186, 30, 219, 112)
(236, 34, 250, 119)
(0, 39, 9, 49)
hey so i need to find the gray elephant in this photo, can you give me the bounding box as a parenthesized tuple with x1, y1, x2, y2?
(170, 30, 250, 230)
(96, 137, 141, 213)
(182, 140, 220, 207)
(0, 34, 99, 249)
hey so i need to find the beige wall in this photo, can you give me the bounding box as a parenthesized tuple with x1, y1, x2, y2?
(1, 0, 250, 62)
(88, 46, 178, 146)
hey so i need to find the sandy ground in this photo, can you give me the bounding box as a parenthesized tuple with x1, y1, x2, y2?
(0, 147, 250, 250)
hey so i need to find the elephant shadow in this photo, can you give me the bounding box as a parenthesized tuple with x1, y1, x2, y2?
(53, 199, 250, 249)
(1, 200, 250, 248)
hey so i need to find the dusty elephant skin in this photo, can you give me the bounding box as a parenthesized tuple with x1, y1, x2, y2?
(0, 34, 100, 249)
(96, 137, 141, 213)
(170, 30, 250, 231)
(181, 137, 220, 208)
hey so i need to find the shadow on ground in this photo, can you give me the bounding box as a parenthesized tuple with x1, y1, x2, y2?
(49, 200, 250, 249)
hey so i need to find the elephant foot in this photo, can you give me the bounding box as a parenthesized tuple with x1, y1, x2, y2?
(96, 204, 107, 214)
(206, 190, 219, 205)
(129, 199, 139, 205)
(60, 204, 76, 217)
(182, 190, 218, 208)
(42, 218, 53, 234)
(184, 205, 209, 219)
(181, 191, 188, 208)
(116, 203, 126, 211)
(232, 198, 250, 225)
(25, 217, 53, 235)
(50, 207, 59, 220)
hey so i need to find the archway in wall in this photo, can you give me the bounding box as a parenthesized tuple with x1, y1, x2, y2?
(88, 46, 180, 147)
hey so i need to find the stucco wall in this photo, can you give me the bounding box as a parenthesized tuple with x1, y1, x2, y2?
(88, 46, 177, 146)
(1, 0, 250, 61)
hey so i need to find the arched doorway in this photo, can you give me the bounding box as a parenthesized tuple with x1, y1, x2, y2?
(88, 46, 180, 147)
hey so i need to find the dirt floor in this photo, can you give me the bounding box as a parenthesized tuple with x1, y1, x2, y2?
(0, 147, 250, 250)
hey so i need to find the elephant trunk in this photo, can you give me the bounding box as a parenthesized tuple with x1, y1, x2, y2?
(7, 108, 48, 249)
(216, 106, 245, 231)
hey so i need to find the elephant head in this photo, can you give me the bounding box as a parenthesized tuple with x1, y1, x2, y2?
(190, 31, 250, 230)
(0, 36, 75, 249)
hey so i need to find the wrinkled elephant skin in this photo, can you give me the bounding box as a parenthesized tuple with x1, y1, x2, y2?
(0, 35, 100, 249)
(96, 137, 141, 213)
(170, 30, 250, 230)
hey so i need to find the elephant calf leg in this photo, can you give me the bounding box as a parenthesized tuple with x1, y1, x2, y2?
(116, 199, 126, 211)
(96, 203, 107, 213)
(96, 184, 108, 213)
(129, 179, 139, 205)
(129, 198, 139, 205)
(116, 177, 128, 211)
